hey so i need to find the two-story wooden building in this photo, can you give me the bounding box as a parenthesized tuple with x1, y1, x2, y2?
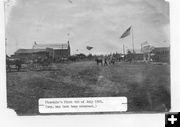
(32, 41, 71, 61)
(14, 41, 71, 62)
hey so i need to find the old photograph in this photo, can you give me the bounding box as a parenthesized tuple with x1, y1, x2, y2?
(5, 0, 170, 115)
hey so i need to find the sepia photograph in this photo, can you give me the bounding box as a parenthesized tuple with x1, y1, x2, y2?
(5, 0, 170, 115)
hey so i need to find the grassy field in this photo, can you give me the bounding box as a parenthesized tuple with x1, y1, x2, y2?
(6, 61, 170, 115)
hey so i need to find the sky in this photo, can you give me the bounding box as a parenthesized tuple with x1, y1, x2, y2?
(5, 0, 170, 55)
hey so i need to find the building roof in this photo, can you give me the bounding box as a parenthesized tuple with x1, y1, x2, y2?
(152, 47, 170, 52)
(15, 49, 47, 54)
(33, 43, 69, 49)
(128, 49, 142, 54)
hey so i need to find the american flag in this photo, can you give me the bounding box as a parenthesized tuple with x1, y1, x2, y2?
(120, 26, 131, 39)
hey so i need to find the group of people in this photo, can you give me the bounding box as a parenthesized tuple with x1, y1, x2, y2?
(95, 55, 116, 66)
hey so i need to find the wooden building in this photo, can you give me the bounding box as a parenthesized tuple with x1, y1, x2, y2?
(14, 49, 49, 61)
(32, 41, 71, 61)
(151, 47, 170, 63)
(14, 41, 71, 62)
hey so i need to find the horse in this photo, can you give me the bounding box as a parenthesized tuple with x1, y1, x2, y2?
(6, 58, 22, 72)
(95, 57, 103, 65)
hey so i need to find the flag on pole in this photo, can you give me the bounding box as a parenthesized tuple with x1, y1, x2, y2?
(120, 26, 131, 39)
(86, 46, 93, 50)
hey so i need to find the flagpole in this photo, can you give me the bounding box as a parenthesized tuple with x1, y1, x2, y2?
(5, 38, 7, 53)
(131, 26, 135, 53)
(123, 44, 125, 54)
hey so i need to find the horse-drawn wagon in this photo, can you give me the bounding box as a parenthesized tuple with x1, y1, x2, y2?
(6, 56, 52, 72)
